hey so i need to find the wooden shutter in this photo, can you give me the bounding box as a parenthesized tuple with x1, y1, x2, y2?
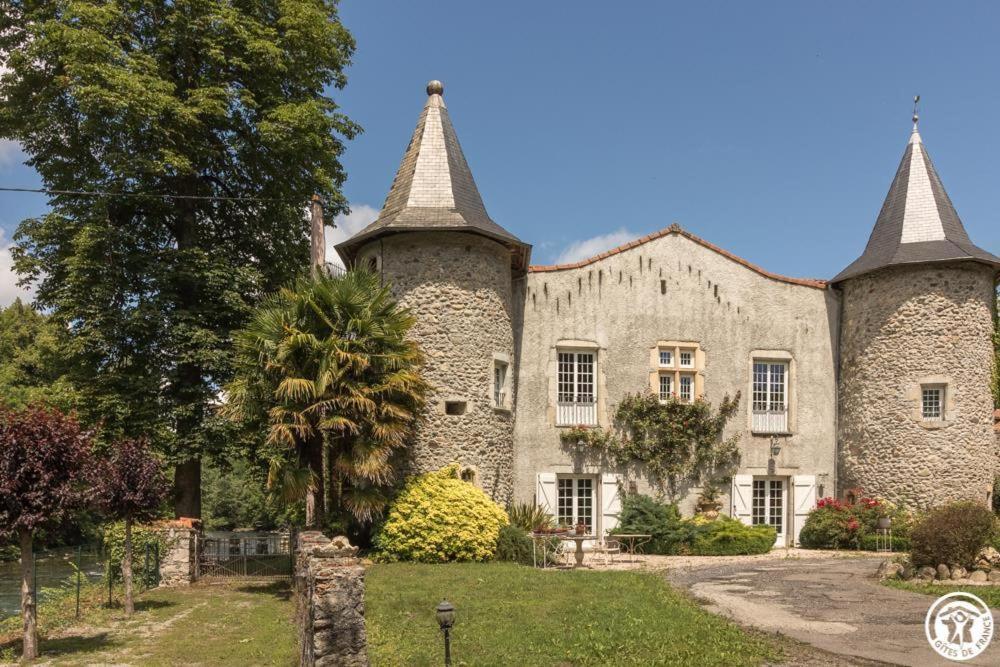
(731, 474, 753, 526)
(600, 473, 622, 536)
(792, 475, 817, 547)
(535, 472, 557, 521)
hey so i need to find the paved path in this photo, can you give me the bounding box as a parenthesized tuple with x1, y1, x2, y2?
(666, 555, 997, 666)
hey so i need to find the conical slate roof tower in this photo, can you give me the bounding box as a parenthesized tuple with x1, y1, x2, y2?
(832, 120, 1000, 282)
(336, 80, 530, 272)
(336, 81, 522, 504)
(836, 112, 999, 510)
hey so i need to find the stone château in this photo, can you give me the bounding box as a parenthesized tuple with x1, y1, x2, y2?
(337, 81, 1000, 547)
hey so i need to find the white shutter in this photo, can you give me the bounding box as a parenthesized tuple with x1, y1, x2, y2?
(731, 475, 753, 526)
(600, 473, 622, 536)
(792, 475, 817, 547)
(536, 472, 557, 521)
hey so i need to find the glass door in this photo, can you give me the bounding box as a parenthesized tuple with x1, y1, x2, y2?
(752, 477, 786, 547)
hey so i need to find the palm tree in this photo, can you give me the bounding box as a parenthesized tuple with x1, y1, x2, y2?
(224, 269, 428, 528)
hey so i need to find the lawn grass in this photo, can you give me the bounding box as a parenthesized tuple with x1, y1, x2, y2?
(0, 581, 296, 666)
(883, 579, 1000, 607)
(366, 562, 785, 666)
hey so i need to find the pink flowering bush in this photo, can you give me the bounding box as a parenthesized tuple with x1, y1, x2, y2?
(799, 494, 911, 550)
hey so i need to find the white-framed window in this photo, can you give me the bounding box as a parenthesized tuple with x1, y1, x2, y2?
(679, 374, 693, 403)
(557, 351, 597, 425)
(659, 349, 673, 367)
(752, 360, 788, 433)
(658, 374, 673, 402)
(679, 350, 694, 368)
(921, 385, 944, 421)
(493, 360, 508, 409)
(557, 476, 594, 532)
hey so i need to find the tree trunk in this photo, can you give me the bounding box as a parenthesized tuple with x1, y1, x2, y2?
(122, 518, 135, 615)
(19, 529, 37, 660)
(305, 437, 325, 529)
(173, 459, 201, 518)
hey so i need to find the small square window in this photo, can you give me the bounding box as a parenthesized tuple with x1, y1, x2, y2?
(921, 386, 943, 421)
(659, 350, 673, 367)
(445, 401, 467, 416)
(679, 350, 694, 368)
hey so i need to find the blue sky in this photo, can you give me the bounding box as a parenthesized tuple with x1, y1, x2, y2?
(2, 1, 999, 303)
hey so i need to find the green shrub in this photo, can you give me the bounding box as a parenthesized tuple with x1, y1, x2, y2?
(376, 464, 508, 562)
(103, 522, 168, 588)
(799, 496, 912, 550)
(689, 516, 775, 555)
(910, 501, 997, 569)
(613, 494, 693, 555)
(494, 525, 534, 565)
(858, 533, 911, 552)
(506, 503, 553, 532)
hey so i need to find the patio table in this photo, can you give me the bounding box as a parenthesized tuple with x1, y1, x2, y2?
(562, 534, 595, 568)
(610, 533, 651, 562)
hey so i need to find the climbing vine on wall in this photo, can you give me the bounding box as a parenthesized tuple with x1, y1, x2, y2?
(561, 391, 742, 496)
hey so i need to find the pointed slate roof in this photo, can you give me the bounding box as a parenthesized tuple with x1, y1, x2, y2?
(336, 80, 530, 272)
(832, 122, 1000, 283)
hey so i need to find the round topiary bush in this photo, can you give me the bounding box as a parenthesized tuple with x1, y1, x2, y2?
(910, 501, 998, 569)
(376, 464, 508, 562)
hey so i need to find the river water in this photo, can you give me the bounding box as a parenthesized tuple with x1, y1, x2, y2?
(0, 548, 105, 620)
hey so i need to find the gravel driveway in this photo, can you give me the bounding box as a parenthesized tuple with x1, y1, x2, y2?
(665, 555, 997, 666)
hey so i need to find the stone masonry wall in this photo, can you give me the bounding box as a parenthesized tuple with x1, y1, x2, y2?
(156, 519, 199, 587)
(294, 531, 368, 667)
(360, 231, 516, 504)
(839, 262, 998, 509)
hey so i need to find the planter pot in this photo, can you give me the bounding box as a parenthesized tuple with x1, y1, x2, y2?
(877, 517, 892, 530)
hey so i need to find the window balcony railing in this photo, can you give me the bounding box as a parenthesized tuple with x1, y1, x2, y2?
(752, 409, 788, 434)
(557, 401, 597, 427)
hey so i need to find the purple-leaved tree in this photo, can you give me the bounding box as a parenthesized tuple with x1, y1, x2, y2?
(0, 405, 93, 660)
(91, 438, 169, 615)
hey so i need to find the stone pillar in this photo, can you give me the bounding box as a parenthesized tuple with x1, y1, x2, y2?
(156, 518, 201, 587)
(294, 532, 368, 667)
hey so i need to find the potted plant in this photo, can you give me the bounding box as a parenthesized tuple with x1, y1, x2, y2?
(575, 521, 586, 536)
(697, 480, 723, 520)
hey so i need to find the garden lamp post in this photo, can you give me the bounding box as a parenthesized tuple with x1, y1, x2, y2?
(436, 599, 456, 666)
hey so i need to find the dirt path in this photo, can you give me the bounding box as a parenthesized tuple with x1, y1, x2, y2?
(666, 555, 998, 666)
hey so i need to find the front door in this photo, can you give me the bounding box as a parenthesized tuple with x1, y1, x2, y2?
(752, 477, 787, 547)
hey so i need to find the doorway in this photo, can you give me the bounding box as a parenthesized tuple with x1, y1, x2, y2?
(752, 477, 787, 547)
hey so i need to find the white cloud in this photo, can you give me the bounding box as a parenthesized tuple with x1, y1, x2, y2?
(0, 229, 34, 307)
(554, 228, 636, 265)
(325, 203, 379, 268)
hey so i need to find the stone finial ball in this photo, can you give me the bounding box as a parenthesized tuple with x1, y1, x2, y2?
(426, 80, 444, 96)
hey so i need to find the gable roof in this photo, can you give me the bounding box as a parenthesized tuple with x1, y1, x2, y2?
(335, 80, 530, 272)
(529, 223, 828, 289)
(832, 125, 1000, 283)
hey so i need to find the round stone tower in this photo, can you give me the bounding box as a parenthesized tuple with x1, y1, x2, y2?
(336, 81, 530, 504)
(834, 120, 1000, 509)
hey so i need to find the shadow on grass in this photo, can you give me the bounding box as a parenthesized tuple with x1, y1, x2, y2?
(235, 581, 292, 601)
(102, 598, 176, 612)
(0, 631, 119, 659)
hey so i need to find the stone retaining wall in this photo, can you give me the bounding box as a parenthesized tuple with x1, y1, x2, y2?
(294, 531, 368, 666)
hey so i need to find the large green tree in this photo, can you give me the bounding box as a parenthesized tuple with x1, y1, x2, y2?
(0, 1, 359, 517)
(0, 299, 78, 410)
(225, 269, 428, 529)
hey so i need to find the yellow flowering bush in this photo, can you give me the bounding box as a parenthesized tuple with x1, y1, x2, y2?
(376, 464, 508, 562)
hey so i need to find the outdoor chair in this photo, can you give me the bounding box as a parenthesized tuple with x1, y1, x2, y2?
(592, 538, 621, 566)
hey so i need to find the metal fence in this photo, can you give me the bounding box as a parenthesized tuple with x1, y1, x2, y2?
(199, 532, 291, 579)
